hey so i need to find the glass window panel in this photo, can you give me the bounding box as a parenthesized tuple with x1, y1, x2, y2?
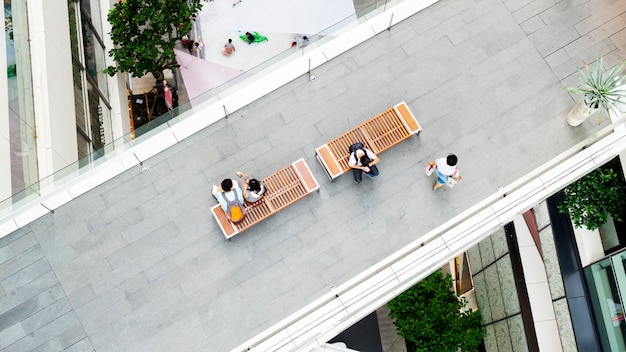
(76, 128, 91, 167)
(73, 62, 87, 133)
(81, 0, 102, 39)
(94, 38, 108, 98)
(81, 19, 107, 99)
(6, 0, 38, 199)
(585, 258, 626, 351)
(81, 20, 97, 82)
(68, 1, 80, 59)
(87, 81, 103, 151)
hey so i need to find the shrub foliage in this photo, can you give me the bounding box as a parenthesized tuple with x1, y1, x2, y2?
(104, 0, 204, 80)
(387, 270, 484, 352)
(558, 160, 626, 231)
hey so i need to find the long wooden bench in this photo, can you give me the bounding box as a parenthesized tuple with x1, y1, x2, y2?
(211, 158, 320, 239)
(315, 101, 422, 180)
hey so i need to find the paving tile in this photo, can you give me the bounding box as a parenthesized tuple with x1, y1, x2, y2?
(0, 244, 45, 281)
(0, 323, 26, 350)
(574, 1, 626, 36)
(484, 264, 507, 321)
(511, 0, 559, 24)
(520, 13, 547, 35)
(539, 225, 566, 299)
(467, 243, 484, 273)
(533, 25, 582, 57)
(553, 298, 578, 352)
(491, 227, 509, 259)
(21, 297, 74, 335)
(496, 256, 522, 316)
(29, 338, 64, 352)
(553, 37, 617, 79)
(473, 272, 493, 323)
(508, 314, 530, 352)
(61, 337, 94, 352)
(565, 12, 626, 58)
(0, 283, 65, 332)
(0, 231, 39, 266)
(0, 270, 59, 316)
(479, 236, 496, 265)
(483, 323, 498, 352)
(544, 48, 571, 69)
(2, 311, 82, 352)
(494, 318, 514, 351)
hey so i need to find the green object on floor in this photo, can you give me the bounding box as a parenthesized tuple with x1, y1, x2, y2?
(240, 31, 268, 43)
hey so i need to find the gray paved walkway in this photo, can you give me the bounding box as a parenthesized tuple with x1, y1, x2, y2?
(2, 0, 625, 351)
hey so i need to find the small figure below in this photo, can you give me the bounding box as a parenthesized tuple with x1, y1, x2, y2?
(187, 41, 200, 56)
(246, 32, 255, 44)
(348, 142, 380, 184)
(222, 38, 236, 56)
(240, 31, 268, 44)
(429, 154, 461, 191)
(291, 35, 310, 48)
(300, 36, 309, 48)
(237, 172, 266, 203)
(181, 35, 190, 48)
(212, 178, 246, 223)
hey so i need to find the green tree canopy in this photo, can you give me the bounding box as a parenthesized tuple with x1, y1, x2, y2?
(104, 0, 204, 82)
(558, 159, 626, 231)
(387, 270, 484, 352)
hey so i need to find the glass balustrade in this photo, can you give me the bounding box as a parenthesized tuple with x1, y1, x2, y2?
(0, 0, 398, 216)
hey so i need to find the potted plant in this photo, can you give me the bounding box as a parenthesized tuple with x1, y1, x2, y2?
(565, 56, 626, 126)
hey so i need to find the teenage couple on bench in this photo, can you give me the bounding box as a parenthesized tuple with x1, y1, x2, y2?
(211, 172, 266, 223)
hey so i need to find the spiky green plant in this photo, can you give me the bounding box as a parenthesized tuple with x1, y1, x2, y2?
(565, 56, 626, 124)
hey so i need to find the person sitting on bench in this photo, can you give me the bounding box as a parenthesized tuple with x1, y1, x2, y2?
(212, 178, 246, 223)
(237, 171, 266, 203)
(348, 147, 380, 184)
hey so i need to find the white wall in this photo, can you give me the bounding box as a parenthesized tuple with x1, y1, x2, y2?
(29, 0, 78, 181)
(575, 226, 606, 267)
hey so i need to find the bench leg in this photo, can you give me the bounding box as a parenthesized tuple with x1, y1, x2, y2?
(315, 153, 334, 182)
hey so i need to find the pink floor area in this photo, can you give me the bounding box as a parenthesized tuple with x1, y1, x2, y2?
(178, 0, 356, 99)
(174, 49, 243, 101)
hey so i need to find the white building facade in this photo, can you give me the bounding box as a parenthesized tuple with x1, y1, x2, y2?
(0, 0, 128, 204)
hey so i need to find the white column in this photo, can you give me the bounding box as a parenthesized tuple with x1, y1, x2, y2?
(29, 0, 78, 183)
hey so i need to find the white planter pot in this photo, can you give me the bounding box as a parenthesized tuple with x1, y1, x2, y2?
(567, 101, 597, 126)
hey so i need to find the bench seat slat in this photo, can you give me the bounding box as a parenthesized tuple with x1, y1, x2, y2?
(315, 101, 421, 180)
(211, 158, 318, 239)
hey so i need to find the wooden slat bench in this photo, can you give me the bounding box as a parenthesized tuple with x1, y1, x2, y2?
(211, 158, 320, 239)
(315, 101, 422, 180)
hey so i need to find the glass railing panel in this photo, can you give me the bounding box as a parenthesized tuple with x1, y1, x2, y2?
(4, 183, 42, 215)
(132, 115, 176, 142)
(1, 0, 408, 216)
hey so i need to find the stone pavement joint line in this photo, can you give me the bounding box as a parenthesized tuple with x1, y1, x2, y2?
(1, 0, 625, 351)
